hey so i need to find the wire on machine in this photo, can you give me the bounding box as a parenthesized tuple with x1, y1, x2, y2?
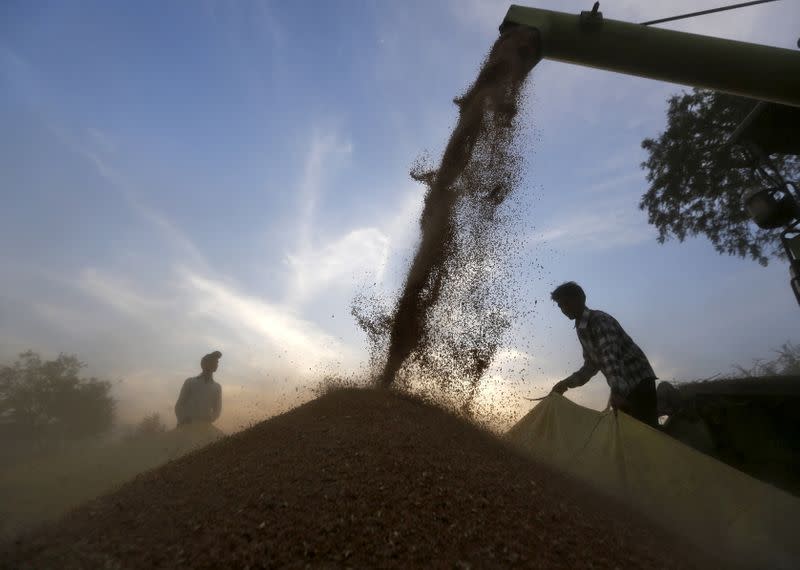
(640, 0, 781, 26)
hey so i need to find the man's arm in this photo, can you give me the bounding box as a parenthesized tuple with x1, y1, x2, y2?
(210, 384, 222, 422)
(553, 346, 598, 394)
(174, 379, 191, 424)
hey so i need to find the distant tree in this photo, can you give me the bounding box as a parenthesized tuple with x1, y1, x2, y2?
(131, 412, 167, 438)
(733, 341, 800, 377)
(640, 88, 800, 266)
(0, 350, 115, 448)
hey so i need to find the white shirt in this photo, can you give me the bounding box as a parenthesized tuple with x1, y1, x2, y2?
(174, 374, 222, 424)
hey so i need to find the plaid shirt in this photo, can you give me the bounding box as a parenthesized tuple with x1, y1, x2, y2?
(566, 308, 656, 397)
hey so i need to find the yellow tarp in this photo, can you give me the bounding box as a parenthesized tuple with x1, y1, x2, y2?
(507, 394, 800, 569)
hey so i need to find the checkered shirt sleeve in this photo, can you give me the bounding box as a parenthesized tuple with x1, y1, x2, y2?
(566, 345, 599, 388)
(589, 311, 654, 396)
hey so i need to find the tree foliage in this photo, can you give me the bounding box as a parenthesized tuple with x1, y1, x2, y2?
(640, 89, 800, 265)
(0, 350, 115, 446)
(131, 412, 167, 438)
(733, 341, 800, 378)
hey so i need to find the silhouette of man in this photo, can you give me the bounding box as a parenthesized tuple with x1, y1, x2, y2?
(550, 282, 658, 427)
(175, 351, 222, 426)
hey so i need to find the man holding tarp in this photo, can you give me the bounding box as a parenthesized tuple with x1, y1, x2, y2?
(550, 282, 658, 427)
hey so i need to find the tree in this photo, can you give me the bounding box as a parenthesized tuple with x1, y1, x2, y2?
(0, 350, 115, 447)
(130, 412, 167, 438)
(640, 89, 800, 266)
(733, 341, 800, 377)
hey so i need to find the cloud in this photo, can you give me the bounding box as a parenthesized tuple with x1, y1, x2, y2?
(181, 270, 347, 365)
(532, 207, 651, 252)
(278, 129, 358, 304)
(1, 51, 207, 270)
(78, 268, 165, 318)
(286, 228, 390, 302)
(295, 130, 353, 254)
(284, 183, 424, 305)
(614, 0, 784, 43)
(581, 171, 645, 196)
(48, 123, 209, 270)
(0, 45, 42, 106)
(86, 127, 117, 153)
(68, 262, 352, 371)
(282, 126, 425, 306)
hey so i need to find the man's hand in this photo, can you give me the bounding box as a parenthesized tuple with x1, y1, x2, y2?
(551, 379, 571, 395)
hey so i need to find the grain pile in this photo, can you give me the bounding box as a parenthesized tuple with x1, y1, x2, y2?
(360, 27, 540, 409)
(3, 388, 712, 569)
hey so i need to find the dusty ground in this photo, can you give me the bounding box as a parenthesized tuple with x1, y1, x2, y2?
(2, 388, 712, 569)
(0, 424, 223, 541)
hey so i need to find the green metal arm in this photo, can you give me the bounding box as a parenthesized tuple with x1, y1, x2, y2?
(501, 5, 800, 107)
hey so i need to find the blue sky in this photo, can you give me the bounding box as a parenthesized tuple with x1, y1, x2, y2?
(2, 0, 798, 430)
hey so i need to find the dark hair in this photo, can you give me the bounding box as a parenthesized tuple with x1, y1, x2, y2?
(550, 282, 586, 303)
(200, 351, 222, 368)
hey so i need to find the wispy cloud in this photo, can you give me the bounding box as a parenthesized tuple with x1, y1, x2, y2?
(295, 130, 353, 255)
(67, 263, 352, 371)
(3, 47, 208, 271)
(86, 127, 117, 153)
(285, 180, 424, 305)
(181, 270, 348, 365)
(532, 206, 652, 252)
(66, 129, 209, 270)
(286, 228, 390, 302)
(281, 129, 430, 307)
(78, 268, 165, 318)
(279, 130, 356, 304)
(580, 171, 645, 196)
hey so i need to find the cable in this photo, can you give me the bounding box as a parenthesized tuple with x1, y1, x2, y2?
(641, 0, 781, 26)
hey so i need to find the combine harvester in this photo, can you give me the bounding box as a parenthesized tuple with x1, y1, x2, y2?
(500, 3, 800, 569)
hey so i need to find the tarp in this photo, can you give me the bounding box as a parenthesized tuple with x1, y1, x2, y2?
(506, 394, 800, 569)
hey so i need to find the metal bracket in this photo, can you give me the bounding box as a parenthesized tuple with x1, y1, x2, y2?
(580, 2, 604, 32)
(780, 196, 800, 307)
(783, 224, 800, 307)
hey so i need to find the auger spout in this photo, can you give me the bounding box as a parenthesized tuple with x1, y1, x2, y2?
(500, 4, 800, 107)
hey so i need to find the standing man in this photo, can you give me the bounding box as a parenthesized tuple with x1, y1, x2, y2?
(550, 282, 658, 427)
(175, 351, 223, 426)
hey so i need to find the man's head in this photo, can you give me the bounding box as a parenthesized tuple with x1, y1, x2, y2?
(550, 282, 586, 320)
(200, 350, 222, 374)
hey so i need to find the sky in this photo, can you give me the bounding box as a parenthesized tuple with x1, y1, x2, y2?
(2, 0, 799, 431)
